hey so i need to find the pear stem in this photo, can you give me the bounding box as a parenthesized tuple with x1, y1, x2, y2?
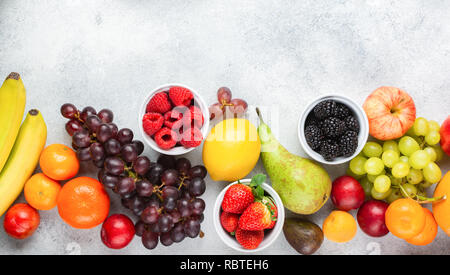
(256, 107, 264, 124)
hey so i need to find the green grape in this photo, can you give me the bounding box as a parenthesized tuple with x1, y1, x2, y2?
(409, 150, 431, 170)
(382, 150, 400, 168)
(413, 117, 429, 136)
(386, 189, 403, 204)
(349, 156, 367, 176)
(363, 142, 383, 158)
(371, 187, 392, 200)
(360, 177, 373, 198)
(398, 136, 421, 157)
(420, 181, 433, 189)
(367, 169, 386, 182)
(399, 156, 409, 164)
(423, 162, 442, 183)
(346, 167, 364, 180)
(392, 162, 410, 179)
(400, 183, 418, 198)
(433, 145, 444, 162)
(383, 140, 400, 153)
(389, 174, 403, 186)
(424, 147, 437, 162)
(364, 157, 384, 175)
(406, 169, 424, 185)
(425, 131, 440, 146)
(428, 120, 441, 132)
(406, 127, 416, 137)
(374, 175, 391, 193)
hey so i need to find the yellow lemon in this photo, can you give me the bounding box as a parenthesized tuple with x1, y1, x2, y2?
(202, 118, 261, 181)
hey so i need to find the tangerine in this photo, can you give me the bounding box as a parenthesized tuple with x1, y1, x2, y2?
(432, 171, 450, 236)
(40, 144, 79, 181)
(385, 198, 425, 239)
(57, 177, 110, 229)
(405, 208, 437, 246)
(24, 173, 61, 210)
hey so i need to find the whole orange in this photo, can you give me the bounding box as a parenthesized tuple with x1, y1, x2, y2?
(405, 208, 437, 246)
(323, 210, 357, 243)
(57, 177, 110, 229)
(432, 171, 450, 236)
(24, 173, 61, 210)
(385, 198, 425, 239)
(40, 144, 79, 181)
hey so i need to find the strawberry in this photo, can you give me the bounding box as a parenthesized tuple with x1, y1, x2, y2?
(142, 112, 164, 136)
(262, 196, 277, 229)
(220, 211, 239, 234)
(180, 127, 203, 148)
(154, 127, 177, 150)
(238, 202, 273, 231)
(169, 86, 194, 106)
(221, 184, 254, 214)
(235, 228, 264, 250)
(146, 92, 172, 114)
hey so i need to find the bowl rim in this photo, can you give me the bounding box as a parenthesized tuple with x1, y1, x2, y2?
(213, 179, 285, 253)
(138, 83, 210, 156)
(298, 94, 369, 165)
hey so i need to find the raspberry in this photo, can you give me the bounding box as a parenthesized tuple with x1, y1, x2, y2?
(169, 86, 194, 106)
(146, 92, 172, 114)
(184, 105, 204, 128)
(142, 112, 164, 136)
(154, 127, 177, 150)
(164, 109, 184, 129)
(180, 127, 203, 148)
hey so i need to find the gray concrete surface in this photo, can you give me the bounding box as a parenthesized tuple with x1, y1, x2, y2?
(0, 0, 449, 255)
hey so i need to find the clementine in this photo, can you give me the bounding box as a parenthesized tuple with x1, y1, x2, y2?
(405, 208, 438, 246)
(24, 173, 61, 210)
(57, 177, 110, 229)
(40, 144, 79, 181)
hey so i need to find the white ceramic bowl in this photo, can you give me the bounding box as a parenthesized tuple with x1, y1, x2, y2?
(138, 83, 210, 155)
(298, 94, 369, 165)
(213, 179, 285, 253)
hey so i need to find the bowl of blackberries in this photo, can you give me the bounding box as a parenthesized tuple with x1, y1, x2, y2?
(298, 95, 369, 165)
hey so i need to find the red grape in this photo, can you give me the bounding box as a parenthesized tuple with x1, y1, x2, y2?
(61, 103, 78, 119)
(65, 119, 83, 136)
(217, 87, 232, 104)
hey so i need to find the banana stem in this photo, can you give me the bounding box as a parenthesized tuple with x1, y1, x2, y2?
(256, 107, 264, 124)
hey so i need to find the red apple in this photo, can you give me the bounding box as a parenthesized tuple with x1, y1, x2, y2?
(357, 200, 389, 237)
(101, 214, 135, 249)
(3, 203, 40, 239)
(363, 87, 416, 141)
(331, 176, 365, 211)
(440, 116, 450, 156)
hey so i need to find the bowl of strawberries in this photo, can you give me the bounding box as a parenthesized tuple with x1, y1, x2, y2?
(139, 83, 210, 155)
(213, 174, 285, 252)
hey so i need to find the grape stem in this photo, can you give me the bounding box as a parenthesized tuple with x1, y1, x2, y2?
(399, 183, 447, 204)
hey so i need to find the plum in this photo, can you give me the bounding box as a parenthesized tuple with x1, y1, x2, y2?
(101, 214, 135, 249)
(331, 176, 365, 211)
(357, 200, 389, 237)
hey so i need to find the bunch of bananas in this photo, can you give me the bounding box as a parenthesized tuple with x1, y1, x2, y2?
(0, 73, 47, 216)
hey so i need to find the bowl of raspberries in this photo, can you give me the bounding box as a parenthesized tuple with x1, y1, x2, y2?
(298, 95, 369, 164)
(139, 84, 210, 155)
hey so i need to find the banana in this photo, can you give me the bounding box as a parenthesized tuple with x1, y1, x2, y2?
(0, 109, 47, 217)
(0, 73, 26, 173)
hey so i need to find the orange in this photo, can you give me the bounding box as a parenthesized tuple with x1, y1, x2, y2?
(39, 144, 79, 181)
(57, 177, 110, 229)
(432, 171, 450, 236)
(323, 210, 357, 243)
(385, 198, 425, 239)
(24, 173, 61, 210)
(405, 208, 438, 246)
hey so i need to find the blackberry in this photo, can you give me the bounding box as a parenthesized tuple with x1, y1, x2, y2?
(305, 125, 324, 150)
(321, 117, 347, 138)
(339, 131, 358, 157)
(305, 113, 319, 127)
(313, 100, 337, 120)
(345, 116, 360, 133)
(334, 103, 351, 119)
(320, 139, 341, 161)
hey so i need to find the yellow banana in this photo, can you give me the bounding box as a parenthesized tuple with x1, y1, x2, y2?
(0, 73, 26, 173)
(0, 109, 47, 217)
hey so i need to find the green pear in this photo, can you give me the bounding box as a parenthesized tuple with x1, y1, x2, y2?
(256, 108, 331, 215)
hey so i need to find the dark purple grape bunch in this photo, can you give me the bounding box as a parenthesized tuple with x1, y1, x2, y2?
(133, 155, 208, 250)
(209, 87, 248, 120)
